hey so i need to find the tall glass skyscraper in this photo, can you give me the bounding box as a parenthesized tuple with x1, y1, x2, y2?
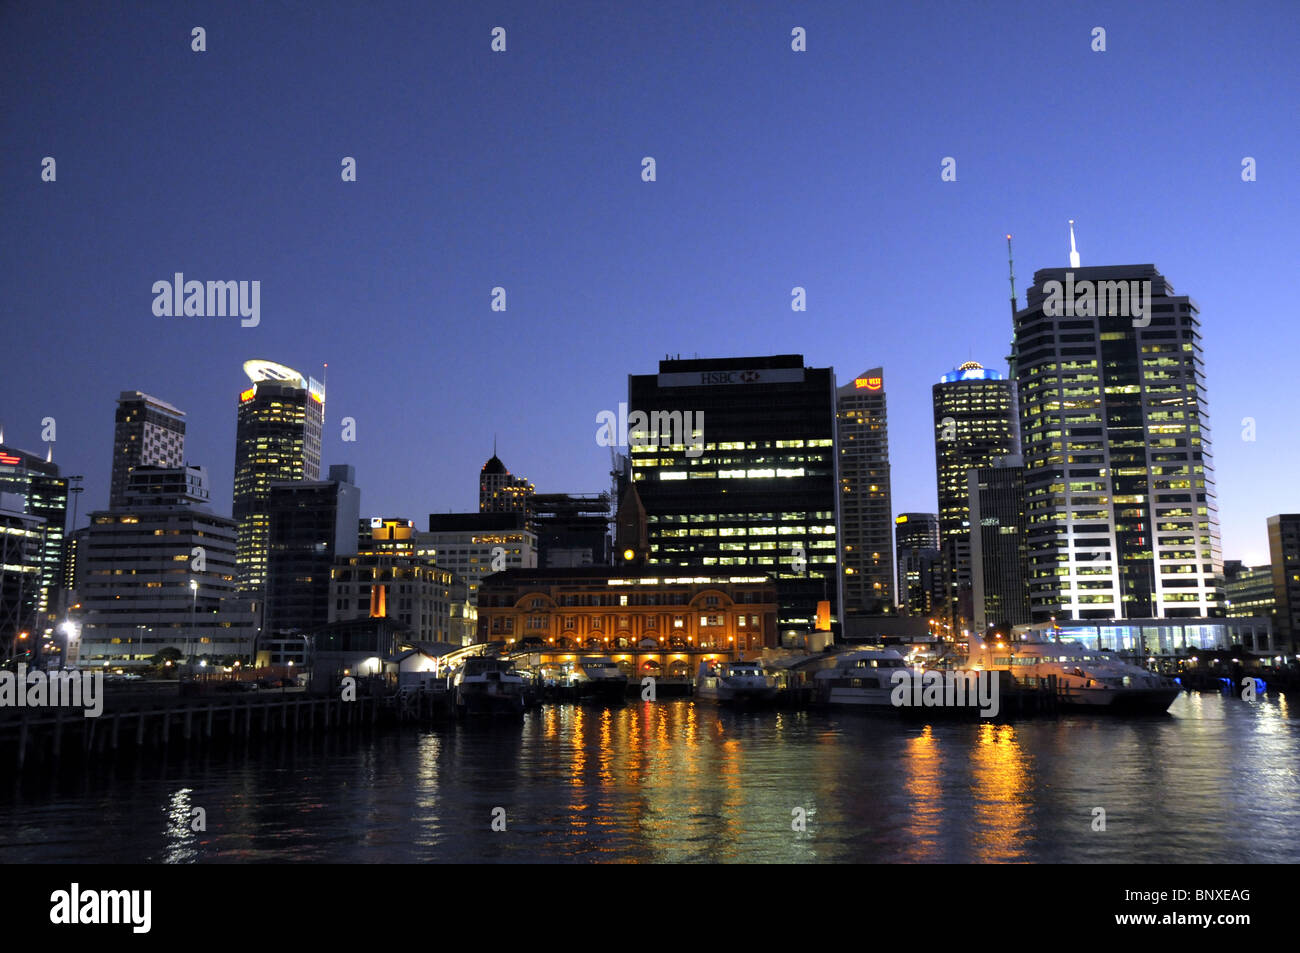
(1014, 263, 1223, 621)
(835, 368, 893, 619)
(0, 443, 68, 633)
(232, 360, 324, 594)
(627, 354, 837, 632)
(931, 362, 1020, 632)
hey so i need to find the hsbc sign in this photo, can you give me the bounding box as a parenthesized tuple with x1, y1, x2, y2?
(658, 368, 804, 388)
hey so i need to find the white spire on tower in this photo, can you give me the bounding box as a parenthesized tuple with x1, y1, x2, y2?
(1068, 219, 1081, 268)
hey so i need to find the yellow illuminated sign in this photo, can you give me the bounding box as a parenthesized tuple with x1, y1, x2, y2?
(239, 387, 256, 402)
(854, 376, 883, 391)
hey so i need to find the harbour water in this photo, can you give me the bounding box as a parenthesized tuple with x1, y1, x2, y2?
(2, 692, 1297, 863)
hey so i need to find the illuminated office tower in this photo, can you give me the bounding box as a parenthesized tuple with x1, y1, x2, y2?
(1267, 515, 1300, 653)
(1014, 258, 1222, 620)
(895, 513, 940, 618)
(969, 457, 1030, 634)
(479, 451, 535, 516)
(0, 442, 68, 632)
(109, 392, 186, 508)
(627, 354, 837, 632)
(232, 360, 324, 594)
(931, 362, 1020, 632)
(835, 368, 893, 618)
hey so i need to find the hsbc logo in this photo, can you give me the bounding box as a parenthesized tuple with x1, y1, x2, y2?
(700, 370, 762, 385)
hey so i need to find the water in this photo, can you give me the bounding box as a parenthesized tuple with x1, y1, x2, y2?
(2, 692, 1297, 863)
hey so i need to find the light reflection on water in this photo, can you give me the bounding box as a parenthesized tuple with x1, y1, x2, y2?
(1, 692, 1297, 863)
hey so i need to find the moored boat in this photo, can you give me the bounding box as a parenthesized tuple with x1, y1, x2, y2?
(695, 659, 778, 705)
(572, 656, 629, 703)
(452, 657, 526, 716)
(812, 647, 909, 709)
(969, 627, 1180, 713)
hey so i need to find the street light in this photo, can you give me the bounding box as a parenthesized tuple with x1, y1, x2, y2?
(189, 578, 198, 671)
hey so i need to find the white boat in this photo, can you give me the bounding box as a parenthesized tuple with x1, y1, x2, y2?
(452, 656, 525, 716)
(695, 660, 778, 705)
(969, 627, 1180, 713)
(572, 656, 629, 703)
(812, 647, 910, 708)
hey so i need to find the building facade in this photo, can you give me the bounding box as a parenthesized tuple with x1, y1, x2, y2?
(78, 468, 256, 664)
(895, 513, 940, 619)
(110, 392, 186, 508)
(424, 513, 538, 603)
(969, 458, 1030, 634)
(264, 465, 360, 643)
(329, 552, 469, 646)
(479, 454, 535, 515)
(532, 492, 612, 568)
(232, 360, 325, 594)
(0, 443, 68, 632)
(627, 354, 837, 633)
(1014, 264, 1223, 621)
(0, 494, 45, 661)
(931, 362, 1020, 632)
(836, 368, 894, 619)
(1267, 514, 1300, 654)
(1223, 561, 1275, 623)
(475, 567, 780, 666)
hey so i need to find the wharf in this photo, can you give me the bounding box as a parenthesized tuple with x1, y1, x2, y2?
(0, 688, 384, 772)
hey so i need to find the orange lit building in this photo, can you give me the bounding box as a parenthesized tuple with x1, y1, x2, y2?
(475, 567, 779, 674)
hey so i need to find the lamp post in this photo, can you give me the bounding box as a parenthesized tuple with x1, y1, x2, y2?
(189, 578, 198, 674)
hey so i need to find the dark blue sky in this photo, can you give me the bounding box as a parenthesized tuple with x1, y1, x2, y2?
(3, 1, 1297, 564)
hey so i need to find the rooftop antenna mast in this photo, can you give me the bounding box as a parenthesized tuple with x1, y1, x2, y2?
(1068, 219, 1081, 268)
(1005, 233, 1019, 379)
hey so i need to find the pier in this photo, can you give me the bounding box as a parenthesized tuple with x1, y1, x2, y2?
(0, 689, 383, 772)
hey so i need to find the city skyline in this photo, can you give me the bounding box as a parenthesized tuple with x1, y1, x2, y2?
(3, 2, 1297, 569)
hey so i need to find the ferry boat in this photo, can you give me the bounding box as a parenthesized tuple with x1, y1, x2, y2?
(572, 656, 629, 703)
(452, 657, 526, 716)
(969, 627, 1180, 713)
(812, 648, 910, 709)
(695, 659, 779, 705)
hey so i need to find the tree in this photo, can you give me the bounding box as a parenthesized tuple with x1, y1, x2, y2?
(150, 646, 183, 666)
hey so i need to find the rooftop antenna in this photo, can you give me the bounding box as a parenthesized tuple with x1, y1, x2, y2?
(1006, 233, 1017, 316)
(1068, 220, 1081, 268)
(1006, 233, 1019, 379)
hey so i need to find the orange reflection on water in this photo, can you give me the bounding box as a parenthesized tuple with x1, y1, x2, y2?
(901, 725, 942, 861)
(970, 722, 1030, 862)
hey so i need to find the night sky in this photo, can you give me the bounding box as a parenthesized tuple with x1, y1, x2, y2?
(3, 1, 1297, 565)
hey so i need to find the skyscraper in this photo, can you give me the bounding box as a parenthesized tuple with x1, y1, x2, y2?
(931, 362, 1020, 631)
(109, 392, 186, 508)
(79, 466, 256, 664)
(0, 443, 68, 631)
(479, 452, 535, 515)
(1267, 515, 1300, 654)
(233, 360, 325, 594)
(264, 464, 360, 644)
(836, 368, 893, 619)
(1014, 258, 1223, 620)
(969, 456, 1030, 634)
(627, 354, 837, 631)
(895, 513, 940, 618)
